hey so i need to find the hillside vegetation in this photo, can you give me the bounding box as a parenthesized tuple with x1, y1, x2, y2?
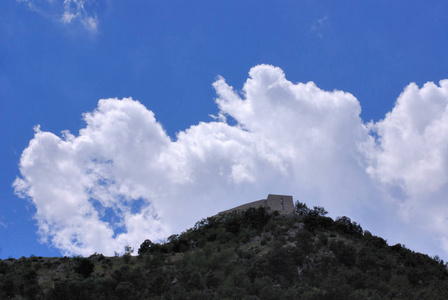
(1, 202, 448, 299)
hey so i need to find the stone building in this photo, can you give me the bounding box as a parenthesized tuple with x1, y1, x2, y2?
(219, 194, 294, 215)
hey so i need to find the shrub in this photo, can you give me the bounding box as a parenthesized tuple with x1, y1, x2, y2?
(74, 258, 95, 278)
(329, 240, 357, 268)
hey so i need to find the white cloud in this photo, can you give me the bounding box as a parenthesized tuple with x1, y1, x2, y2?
(17, 0, 98, 32)
(365, 79, 448, 252)
(62, 0, 98, 32)
(13, 65, 448, 259)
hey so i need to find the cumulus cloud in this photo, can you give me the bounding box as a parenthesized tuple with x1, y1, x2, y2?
(17, 0, 98, 32)
(13, 65, 448, 258)
(365, 80, 448, 251)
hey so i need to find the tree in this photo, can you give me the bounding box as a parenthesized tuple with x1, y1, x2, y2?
(167, 234, 179, 243)
(335, 216, 363, 236)
(294, 201, 310, 216)
(138, 239, 153, 255)
(123, 245, 134, 264)
(310, 206, 328, 217)
(74, 258, 95, 278)
(124, 245, 134, 256)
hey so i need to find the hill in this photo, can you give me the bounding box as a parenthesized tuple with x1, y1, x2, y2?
(1, 202, 448, 299)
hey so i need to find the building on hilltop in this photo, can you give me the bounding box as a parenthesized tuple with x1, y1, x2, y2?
(219, 194, 294, 215)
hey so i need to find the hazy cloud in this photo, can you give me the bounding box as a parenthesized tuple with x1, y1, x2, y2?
(13, 65, 448, 258)
(310, 15, 328, 38)
(17, 0, 98, 32)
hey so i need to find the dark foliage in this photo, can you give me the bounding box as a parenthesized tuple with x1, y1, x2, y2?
(2, 204, 448, 299)
(335, 216, 363, 236)
(74, 257, 95, 278)
(137, 239, 153, 255)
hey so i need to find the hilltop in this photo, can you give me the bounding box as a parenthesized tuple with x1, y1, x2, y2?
(1, 202, 448, 299)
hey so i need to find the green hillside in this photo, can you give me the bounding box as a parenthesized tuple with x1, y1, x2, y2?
(1, 202, 448, 299)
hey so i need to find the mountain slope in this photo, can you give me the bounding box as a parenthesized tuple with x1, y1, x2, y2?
(1, 203, 448, 299)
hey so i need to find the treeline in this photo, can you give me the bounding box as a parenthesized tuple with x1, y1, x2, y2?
(1, 202, 448, 299)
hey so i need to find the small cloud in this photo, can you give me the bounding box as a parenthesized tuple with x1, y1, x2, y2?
(62, 0, 99, 32)
(61, 12, 76, 24)
(17, 0, 99, 33)
(81, 15, 98, 32)
(310, 15, 328, 38)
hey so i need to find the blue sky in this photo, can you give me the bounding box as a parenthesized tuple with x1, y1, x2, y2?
(1, 1, 448, 258)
